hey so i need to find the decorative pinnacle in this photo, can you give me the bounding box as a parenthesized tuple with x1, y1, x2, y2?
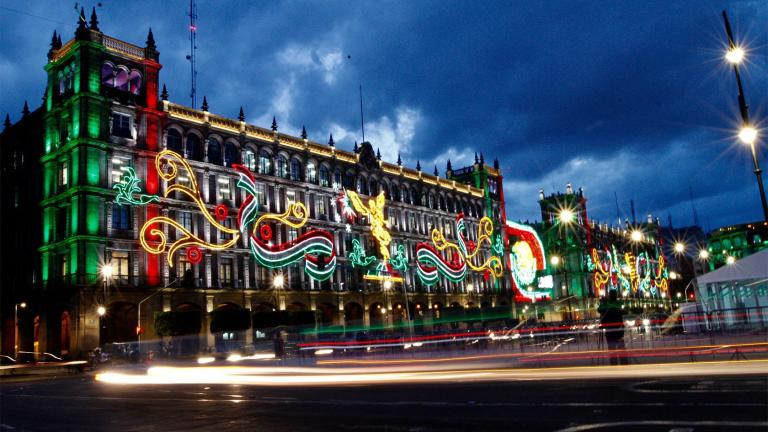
(238, 106, 245, 122)
(474, 152, 479, 164)
(21, 101, 29, 116)
(271, 117, 278, 132)
(201, 96, 208, 111)
(353, 141, 359, 153)
(397, 153, 402, 166)
(146, 28, 156, 50)
(446, 159, 452, 171)
(90, 7, 99, 32)
(50, 30, 60, 50)
(75, 7, 88, 38)
(328, 134, 335, 147)
(434, 165, 438, 176)
(493, 158, 499, 170)
(416, 160, 421, 171)
(3, 114, 11, 130)
(160, 84, 168, 100)
(480, 153, 485, 164)
(376, 148, 381, 160)
(301, 125, 307, 140)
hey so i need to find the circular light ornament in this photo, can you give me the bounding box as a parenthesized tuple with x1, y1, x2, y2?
(186, 246, 203, 264)
(214, 204, 229, 221)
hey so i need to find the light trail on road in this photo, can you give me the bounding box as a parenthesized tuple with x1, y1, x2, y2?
(96, 359, 768, 387)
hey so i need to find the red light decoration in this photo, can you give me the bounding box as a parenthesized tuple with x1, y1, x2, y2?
(214, 204, 228, 221)
(259, 224, 272, 242)
(186, 246, 202, 264)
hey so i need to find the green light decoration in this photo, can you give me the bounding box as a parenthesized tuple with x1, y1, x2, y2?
(113, 167, 160, 206)
(388, 244, 408, 273)
(349, 239, 377, 268)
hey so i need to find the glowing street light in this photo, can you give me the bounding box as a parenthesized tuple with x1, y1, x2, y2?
(14, 302, 27, 357)
(699, 249, 710, 260)
(466, 283, 474, 292)
(738, 126, 758, 145)
(101, 262, 114, 280)
(725, 46, 745, 64)
(558, 209, 575, 224)
(383, 280, 392, 290)
(97, 305, 107, 316)
(722, 10, 768, 222)
(550, 255, 560, 266)
(273, 273, 285, 289)
(674, 242, 686, 254)
(726, 256, 736, 265)
(630, 230, 642, 243)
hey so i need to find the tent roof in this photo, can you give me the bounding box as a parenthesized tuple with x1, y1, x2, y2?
(696, 248, 768, 285)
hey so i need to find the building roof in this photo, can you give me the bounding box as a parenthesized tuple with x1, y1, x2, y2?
(696, 248, 768, 285)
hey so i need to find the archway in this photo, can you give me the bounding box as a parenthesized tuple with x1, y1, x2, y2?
(392, 302, 407, 326)
(170, 302, 202, 356)
(211, 303, 247, 353)
(316, 302, 337, 327)
(287, 302, 307, 312)
(369, 302, 386, 328)
(60, 311, 71, 356)
(344, 302, 364, 327)
(100, 302, 138, 345)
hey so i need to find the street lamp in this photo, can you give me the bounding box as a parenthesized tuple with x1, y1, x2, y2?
(674, 242, 686, 254)
(14, 302, 27, 358)
(558, 209, 575, 225)
(97, 305, 106, 316)
(630, 229, 643, 243)
(550, 255, 560, 266)
(726, 255, 736, 265)
(722, 10, 768, 222)
(698, 249, 709, 260)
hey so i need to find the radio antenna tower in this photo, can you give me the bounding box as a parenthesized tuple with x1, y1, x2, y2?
(187, 0, 198, 108)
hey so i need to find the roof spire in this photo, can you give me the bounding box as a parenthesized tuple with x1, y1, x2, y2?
(21, 101, 29, 117)
(416, 160, 421, 171)
(89, 7, 99, 32)
(474, 152, 479, 164)
(75, 7, 88, 39)
(446, 159, 452, 171)
(160, 84, 168, 100)
(57, 33, 62, 47)
(201, 96, 208, 111)
(146, 28, 156, 50)
(493, 158, 499, 170)
(433, 165, 439, 176)
(397, 153, 402, 166)
(50, 30, 60, 49)
(301, 125, 307, 140)
(480, 153, 485, 164)
(238, 106, 245, 122)
(3, 114, 11, 130)
(328, 134, 335, 147)
(376, 148, 381, 160)
(353, 141, 359, 153)
(271, 117, 278, 132)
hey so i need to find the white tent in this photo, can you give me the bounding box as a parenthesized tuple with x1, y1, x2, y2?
(696, 248, 768, 285)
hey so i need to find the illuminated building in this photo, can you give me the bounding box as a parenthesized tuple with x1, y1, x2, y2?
(0, 10, 509, 357)
(705, 221, 768, 270)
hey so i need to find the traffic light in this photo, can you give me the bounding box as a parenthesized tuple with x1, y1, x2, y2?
(136, 326, 143, 335)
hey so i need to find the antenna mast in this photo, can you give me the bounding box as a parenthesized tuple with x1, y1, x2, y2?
(187, 0, 198, 108)
(359, 84, 365, 142)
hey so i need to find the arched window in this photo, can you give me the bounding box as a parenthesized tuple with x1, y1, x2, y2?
(128, 70, 142, 95)
(115, 67, 130, 91)
(319, 165, 330, 187)
(306, 161, 317, 184)
(428, 194, 435, 209)
(344, 171, 355, 189)
(243, 149, 256, 171)
(207, 138, 222, 165)
(60, 63, 76, 96)
(166, 129, 182, 153)
(277, 155, 289, 178)
(224, 142, 238, 167)
(369, 179, 378, 196)
(186, 133, 202, 161)
(258, 150, 271, 175)
(101, 62, 115, 88)
(439, 196, 445, 211)
(381, 182, 390, 199)
(290, 159, 302, 181)
(333, 169, 342, 190)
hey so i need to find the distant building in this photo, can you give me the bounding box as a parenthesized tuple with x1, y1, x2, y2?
(705, 221, 768, 270)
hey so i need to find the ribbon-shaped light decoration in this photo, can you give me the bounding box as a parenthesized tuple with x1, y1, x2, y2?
(235, 164, 336, 281)
(139, 150, 239, 267)
(591, 248, 612, 294)
(415, 213, 503, 286)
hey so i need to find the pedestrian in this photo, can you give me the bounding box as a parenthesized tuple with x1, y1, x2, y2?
(598, 290, 628, 365)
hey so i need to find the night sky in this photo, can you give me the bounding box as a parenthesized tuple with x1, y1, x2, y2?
(1, 1, 766, 230)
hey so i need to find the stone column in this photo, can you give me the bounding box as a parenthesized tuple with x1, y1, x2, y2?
(204, 295, 215, 350)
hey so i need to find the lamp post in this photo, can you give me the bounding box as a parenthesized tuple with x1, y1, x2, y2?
(14, 302, 27, 358)
(722, 10, 768, 222)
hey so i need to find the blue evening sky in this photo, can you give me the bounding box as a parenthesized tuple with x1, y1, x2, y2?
(1, 1, 766, 231)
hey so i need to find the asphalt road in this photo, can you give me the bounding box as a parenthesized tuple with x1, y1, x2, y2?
(1, 367, 766, 431)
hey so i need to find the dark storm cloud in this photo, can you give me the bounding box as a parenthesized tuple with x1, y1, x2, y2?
(1, 0, 765, 229)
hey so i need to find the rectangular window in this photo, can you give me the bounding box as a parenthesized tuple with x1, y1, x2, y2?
(219, 218, 232, 240)
(317, 196, 326, 217)
(111, 156, 132, 185)
(218, 177, 231, 201)
(219, 258, 233, 286)
(112, 205, 131, 230)
(60, 254, 67, 278)
(180, 211, 192, 231)
(59, 161, 68, 187)
(111, 113, 131, 138)
(255, 183, 267, 206)
(288, 228, 298, 242)
(111, 251, 130, 280)
(286, 190, 296, 205)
